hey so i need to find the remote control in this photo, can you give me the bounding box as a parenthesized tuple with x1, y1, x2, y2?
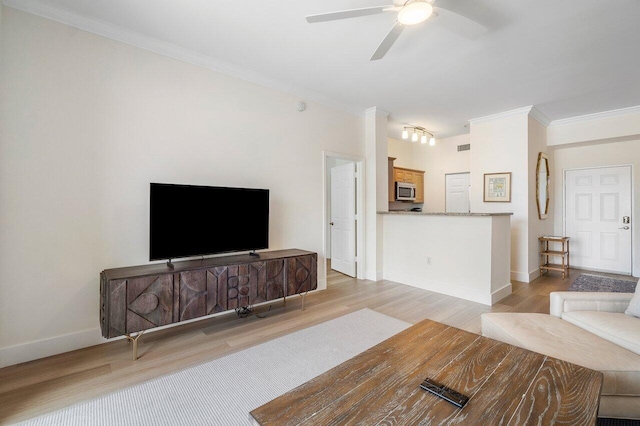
(419, 378, 469, 408)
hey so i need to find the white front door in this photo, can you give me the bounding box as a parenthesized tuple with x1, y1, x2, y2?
(330, 162, 356, 277)
(565, 166, 632, 274)
(445, 173, 470, 213)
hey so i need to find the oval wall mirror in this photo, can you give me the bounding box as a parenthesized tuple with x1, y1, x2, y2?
(536, 152, 550, 219)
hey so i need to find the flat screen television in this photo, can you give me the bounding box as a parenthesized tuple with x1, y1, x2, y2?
(149, 183, 269, 261)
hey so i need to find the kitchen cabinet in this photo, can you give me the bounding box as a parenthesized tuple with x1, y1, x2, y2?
(394, 168, 406, 183)
(391, 167, 424, 203)
(413, 170, 424, 203)
(388, 158, 425, 203)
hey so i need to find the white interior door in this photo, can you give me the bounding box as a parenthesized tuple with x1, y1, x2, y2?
(565, 166, 632, 274)
(330, 163, 356, 277)
(445, 173, 470, 213)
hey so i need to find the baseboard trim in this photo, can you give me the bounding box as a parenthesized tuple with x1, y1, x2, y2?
(529, 268, 541, 282)
(0, 287, 326, 368)
(491, 283, 513, 304)
(511, 269, 539, 283)
(0, 327, 104, 368)
(317, 278, 327, 291)
(384, 270, 501, 306)
(366, 269, 383, 281)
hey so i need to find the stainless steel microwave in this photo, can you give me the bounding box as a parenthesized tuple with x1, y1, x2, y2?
(396, 182, 416, 201)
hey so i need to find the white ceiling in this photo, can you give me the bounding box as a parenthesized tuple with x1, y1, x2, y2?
(7, 0, 640, 139)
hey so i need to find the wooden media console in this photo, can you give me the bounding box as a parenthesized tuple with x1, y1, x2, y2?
(100, 249, 317, 359)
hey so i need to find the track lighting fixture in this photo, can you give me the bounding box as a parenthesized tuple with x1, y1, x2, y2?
(401, 126, 435, 146)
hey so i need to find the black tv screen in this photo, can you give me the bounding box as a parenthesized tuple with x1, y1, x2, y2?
(150, 183, 269, 261)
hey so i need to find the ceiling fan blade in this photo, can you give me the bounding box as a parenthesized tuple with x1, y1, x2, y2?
(432, 6, 488, 40)
(306, 5, 395, 23)
(370, 22, 404, 61)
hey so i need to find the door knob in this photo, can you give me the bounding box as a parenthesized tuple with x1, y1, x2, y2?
(619, 226, 630, 230)
(330, 222, 334, 226)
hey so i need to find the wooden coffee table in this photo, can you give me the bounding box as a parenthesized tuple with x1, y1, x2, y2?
(250, 318, 602, 425)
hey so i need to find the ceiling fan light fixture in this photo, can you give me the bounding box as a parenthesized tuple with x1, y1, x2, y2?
(429, 137, 436, 146)
(402, 128, 409, 139)
(411, 130, 418, 142)
(397, 2, 434, 26)
(420, 133, 427, 144)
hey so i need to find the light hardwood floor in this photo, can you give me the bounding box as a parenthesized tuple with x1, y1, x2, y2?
(0, 267, 628, 423)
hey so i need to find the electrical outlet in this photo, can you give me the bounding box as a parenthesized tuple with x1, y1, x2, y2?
(427, 257, 431, 265)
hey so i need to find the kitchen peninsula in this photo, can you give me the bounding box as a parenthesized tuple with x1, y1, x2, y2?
(379, 211, 513, 305)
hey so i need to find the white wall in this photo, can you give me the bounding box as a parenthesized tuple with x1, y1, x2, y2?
(0, 8, 364, 366)
(552, 139, 640, 277)
(388, 137, 429, 170)
(527, 117, 554, 278)
(470, 112, 529, 280)
(364, 108, 388, 281)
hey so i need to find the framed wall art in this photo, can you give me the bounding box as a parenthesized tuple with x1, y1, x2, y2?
(484, 172, 511, 202)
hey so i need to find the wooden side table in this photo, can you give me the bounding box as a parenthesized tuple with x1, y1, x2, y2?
(539, 236, 570, 278)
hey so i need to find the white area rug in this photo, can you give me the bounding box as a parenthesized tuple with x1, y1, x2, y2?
(17, 309, 410, 426)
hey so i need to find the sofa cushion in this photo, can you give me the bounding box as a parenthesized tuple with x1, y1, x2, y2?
(562, 311, 640, 356)
(625, 281, 640, 318)
(481, 312, 640, 396)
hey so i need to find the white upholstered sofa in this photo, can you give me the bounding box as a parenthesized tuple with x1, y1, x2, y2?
(481, 288, 640, 420)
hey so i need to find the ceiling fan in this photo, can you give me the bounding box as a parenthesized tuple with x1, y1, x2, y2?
(306, 0, 488, 61)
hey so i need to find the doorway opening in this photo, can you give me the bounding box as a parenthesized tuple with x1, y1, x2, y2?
(323, 151, 365, 280)
(564, 165, 633, 275)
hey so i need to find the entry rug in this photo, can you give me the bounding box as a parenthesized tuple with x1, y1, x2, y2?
(16, 309, 410, 426)
(568, 273, 637, 293)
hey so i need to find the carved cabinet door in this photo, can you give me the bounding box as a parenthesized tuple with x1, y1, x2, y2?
(206, 267, 229, 315)
(248, 260, 285, 304)
(265, 260, 285, 301)
(286, 254, 317, 295)
(178, 270, 207, 321)
(125, 274, 174, 334)
(212, 260, 285, 310)
(175, 260, 286, 320)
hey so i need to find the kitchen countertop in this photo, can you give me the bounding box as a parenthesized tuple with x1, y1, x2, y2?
(378, 211, 513, 216)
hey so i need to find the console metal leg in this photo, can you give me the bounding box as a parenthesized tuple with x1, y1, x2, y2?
(125, 331, 145, 361)
(301, 286, 311, 311)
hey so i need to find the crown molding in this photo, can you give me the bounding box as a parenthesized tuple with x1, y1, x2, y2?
(365, 107, 390, 118)
(3, 0, 365, 117)
(468, 106, 534, 125)
(548, 105, 640, 127)
(468, 105, 550, 127)
(528, 106, 551, 127)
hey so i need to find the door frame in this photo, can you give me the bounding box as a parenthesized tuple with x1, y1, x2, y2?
(323, 151, 365, 280)
(562, 164, 634, 275)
